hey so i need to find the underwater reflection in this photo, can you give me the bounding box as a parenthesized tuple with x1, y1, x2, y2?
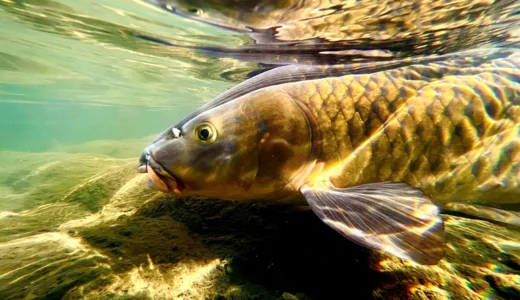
(144, 0, 520, 65)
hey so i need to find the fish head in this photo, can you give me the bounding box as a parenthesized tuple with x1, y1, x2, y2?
(138, 89, 312, 200)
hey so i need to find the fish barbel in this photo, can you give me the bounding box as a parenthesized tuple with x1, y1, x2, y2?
(138, 47, 520, 265)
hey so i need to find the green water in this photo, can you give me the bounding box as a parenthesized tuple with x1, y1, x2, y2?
(0, 0, 256, 153)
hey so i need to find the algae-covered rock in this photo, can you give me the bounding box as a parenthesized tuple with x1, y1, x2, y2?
(0, 150, 153, 244)
(1, 141, 520, 300)
(0, 151, 135, 212)
(0, 232, 112, 300)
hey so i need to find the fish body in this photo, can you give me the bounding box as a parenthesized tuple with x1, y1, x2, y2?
(282, 50, 520, 205)
(138, 47, 520, 265)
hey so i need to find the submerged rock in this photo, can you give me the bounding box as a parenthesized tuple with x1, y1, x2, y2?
(1, 146, 519, 299)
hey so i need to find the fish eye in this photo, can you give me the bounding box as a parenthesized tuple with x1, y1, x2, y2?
(195, 123, 216, 142)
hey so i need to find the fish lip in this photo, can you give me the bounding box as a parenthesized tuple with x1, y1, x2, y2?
(143, 155, 185, 195)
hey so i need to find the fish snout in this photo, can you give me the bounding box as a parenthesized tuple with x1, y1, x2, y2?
(136, 127, 185, 194)
(137, 126, 180, 174)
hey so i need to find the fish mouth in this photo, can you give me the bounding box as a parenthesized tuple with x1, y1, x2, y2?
(137, 156, 185, 195)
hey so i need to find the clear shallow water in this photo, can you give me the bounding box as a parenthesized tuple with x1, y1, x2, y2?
(0, 0, 258, 153)
(1, 1, 520, 299)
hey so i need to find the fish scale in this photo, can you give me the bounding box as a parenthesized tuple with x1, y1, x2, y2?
(283, 51, 520, 204)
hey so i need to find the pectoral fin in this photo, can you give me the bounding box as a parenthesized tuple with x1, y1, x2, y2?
(301, 181, 446, 265)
